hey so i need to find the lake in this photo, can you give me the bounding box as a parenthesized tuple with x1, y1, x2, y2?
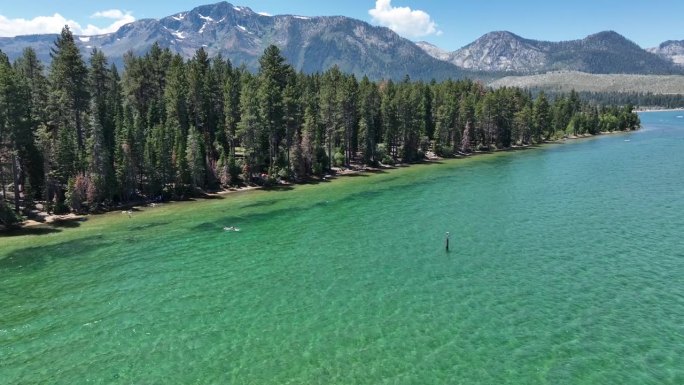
(1, 111, 682, 384)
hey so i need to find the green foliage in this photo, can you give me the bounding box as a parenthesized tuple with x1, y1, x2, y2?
(0, 38, 641, 213)
(312, 147, 328, 176)
(185, 125, 205, 188)
(0, 200, 22, 226)
(533, 92, 551, 142)
(333, 150, 345, 167)
(65, 174, 88, 213)
(381, 154, 395, 166)
(258, 45, 289, 172)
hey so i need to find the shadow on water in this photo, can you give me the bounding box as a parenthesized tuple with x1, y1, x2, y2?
(0, 218, 86, 237)
(193, 221, 226, 232)
(194, 188, 400, 234)
(337, 173, 370, 178)
(128, 221, 171, 232)
(348, 189, 385, 200)
(239, 198, 283, 209)
(187, 164, 433, 234)
(263, 185, 295, 192)
(297, 178, 331, 185)
(0, 238, 113, 272)
(297, 169, 389, 185)
(50, 220, 83, 228)
(201, 194, 225, 200)
(371, 175, 400, 184)
(190, 201, 336, 232)
(191, 211, 288, 232)
(191, 179, 406, 234)
(363, 168, 389, 174)
(0, 226, 63, 237)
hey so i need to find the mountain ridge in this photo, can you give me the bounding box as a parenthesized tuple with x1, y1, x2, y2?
(0, 1, 466, 81)
(648, 40, 684, 66)
(1, 2, 681, 80)
(419, 30, 683, 75)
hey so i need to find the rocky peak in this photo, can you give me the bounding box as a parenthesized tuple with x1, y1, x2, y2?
(648, 40, 684, 66)
(448, 30, 547, 73)
(415, 41, 451, 61)
(419, 30, 682, 75)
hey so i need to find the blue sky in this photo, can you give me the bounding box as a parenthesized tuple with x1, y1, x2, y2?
(0, 0, 682, 51)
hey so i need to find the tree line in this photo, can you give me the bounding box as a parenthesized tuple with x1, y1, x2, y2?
(554, 90, 684, 109)
(0, 27, 640, 222)
(524, 88, 684, 109)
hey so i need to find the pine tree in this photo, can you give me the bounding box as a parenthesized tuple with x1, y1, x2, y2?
(237, 73, 262, 183)
(301, 76, 325, 176)
(0, 51, 29, 213)
(282, 69, 304, 178)
(258, 45, 289, 175)
(48, 26, 90, 159)
(46, 26, 90, 207)
(86, 49, 115, 204)
(320, 66, 342, 169)
(86, 99, 109, 205)
(223, 63, 241, 183)
(513, 104, 533, 145)
(358, 76, 380, 164)
(433, 82, 459, 156)
(380, 80, 397, 163)
(114, 105, 137, 201)
(188, 47, 217, 188)
(459, 93, 476, 153)
(14, 48, 47, 200)
(532, 92, 550, 142)
(186, 125, 205, 189)
(210, 55, 230, 186)
(338, 74, 358, 165)
(164, 54, 190, 189)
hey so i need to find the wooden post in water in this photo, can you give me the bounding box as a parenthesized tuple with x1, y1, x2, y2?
(445, 232, 450, 251)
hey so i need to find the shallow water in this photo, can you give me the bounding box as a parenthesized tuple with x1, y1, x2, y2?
(1, 111, 683, 384)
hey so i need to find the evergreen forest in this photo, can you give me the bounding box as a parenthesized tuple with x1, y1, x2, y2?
(0, 27, 640, 224)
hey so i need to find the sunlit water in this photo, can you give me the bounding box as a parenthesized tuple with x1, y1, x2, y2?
(1, 111, 683, 384)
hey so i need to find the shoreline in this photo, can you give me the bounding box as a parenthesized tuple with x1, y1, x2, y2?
(635, 107, 684, 113)
(2, 129, 635, 234)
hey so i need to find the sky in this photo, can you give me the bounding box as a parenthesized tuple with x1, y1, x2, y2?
(0, 0, 683, 51)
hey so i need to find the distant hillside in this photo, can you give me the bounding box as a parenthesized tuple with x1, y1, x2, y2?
(489, 71, 684, 94)
(419, 31, 683, 75)
(648, 40, 684, 66)
(415, 41, 451, 61)
(448, 31, 547, 73)
(0, 1, 466, 81)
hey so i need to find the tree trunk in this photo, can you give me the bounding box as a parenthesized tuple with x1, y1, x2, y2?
(75, 110, 84, 152)
(0, 158, 7, 206)
(286, 125, 291, 175)
(11, 152, 20, 213)
(327, 130, 332, 171)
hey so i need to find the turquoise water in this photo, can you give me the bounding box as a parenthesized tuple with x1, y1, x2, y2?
(1, 111, 683, 384)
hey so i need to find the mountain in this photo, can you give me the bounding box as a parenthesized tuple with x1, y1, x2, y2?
(0, 2, 465, 81)
(648, 40, 684, 66)
(420, 30, 682, 75)
(415, 41, 451, 61)
(449, 31, 548, 73)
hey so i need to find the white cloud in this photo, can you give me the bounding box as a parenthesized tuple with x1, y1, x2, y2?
(0, 9, 135, 37)
(368, 0, 441, 38)
(83, 9, 135, 35)
(0, 13, 80, 37)
(91, 9, 128, 20)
